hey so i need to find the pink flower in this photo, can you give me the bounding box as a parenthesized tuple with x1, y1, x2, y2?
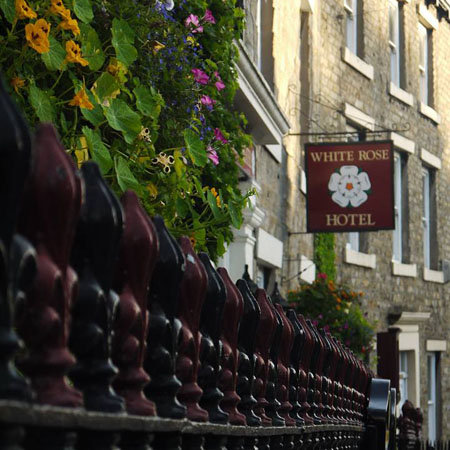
(317, 272, 327, 280)
(185, 14, 200, 27)
(200, 95, 216, 107)
(214, 128, 228, 144)
(191, 68, 209, 85)
(207, 146, 219, 165)
(214, 71, 226, 91)
(215, 80, 225, 91)
(185, 14, 203, 33)
(203, 9, 216, 24)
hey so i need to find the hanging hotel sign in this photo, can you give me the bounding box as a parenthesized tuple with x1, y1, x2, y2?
(305, 140, 394, 232)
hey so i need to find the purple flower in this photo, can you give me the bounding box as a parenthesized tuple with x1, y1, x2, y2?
(214, 128, 228, 144)
(344, 322, 349, 329)
(323, 325, 330, 332)
(207, 145, 219, 165)
(203, 9, 216, 24)
(318, 314, 323, 319)
(191, 68, 209, 85)
(192, 25, 203, 34)
(200, 95, 216, 107)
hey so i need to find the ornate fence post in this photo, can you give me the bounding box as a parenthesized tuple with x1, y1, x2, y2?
(0, 78, 35, 450)
(69, 162, 125, 449)
(144, 217, 186, 419)
(0, 78, 33, 403)
(144, 217, 185, 450)
(236, 279, 261, 427)
(217, 268, 246, 426)
(112, 192, 159, 450)
(176, 236, 209, 423)
(198, 254, 228, 450)
(198, 254, 228, 424)
(16, 124, 83, 408)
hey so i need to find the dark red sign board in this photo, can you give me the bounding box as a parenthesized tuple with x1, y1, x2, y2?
(305, 140, 394, 233)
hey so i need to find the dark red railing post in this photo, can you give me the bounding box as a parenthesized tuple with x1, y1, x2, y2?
(112, 191, 159, 416)
(16, 124, 83, 408)
(217, 268, 246, 426)
(175, 236, 209, 422)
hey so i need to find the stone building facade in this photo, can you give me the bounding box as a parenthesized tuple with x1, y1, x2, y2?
(219, 0, 450, 440)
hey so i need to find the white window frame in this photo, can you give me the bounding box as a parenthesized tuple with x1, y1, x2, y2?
(389, 0, 401, 86)
(399, 351, 409, 410)
(427, 352, 437, 442)
(422, 168, 431, 269)
(393, 152, 403, 262)
(418, 22, 430, 105)
(345, 0, 358, 55)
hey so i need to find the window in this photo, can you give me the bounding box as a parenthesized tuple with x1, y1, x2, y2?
(258, 0, 274, 89)
(256, 264, 274, 291)
(389, 0, 404, 87)
(418, 22, 433, 105)
(345, 0, 363, 57)
(427, 353, 437, 442)
(422, 167, 438, 270)
(393, 152, 409, 262)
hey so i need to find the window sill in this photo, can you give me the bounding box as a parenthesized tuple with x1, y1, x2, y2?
(423, 268, 445, 284)
(392, 261, 417, 278)
(419, 102, 441, 124)
(342, 48, 374, 80)
(345, 247, 376, 269)
(389, 83, 414, 106)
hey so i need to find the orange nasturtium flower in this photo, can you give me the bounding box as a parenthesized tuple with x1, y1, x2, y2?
(59, 16, 80, 35)
(11, 77, 25, 94)
(25, 21, 51, 54)
(15, 0, 37, 19)
(65, 40, 89, 66)
(69, 87, 94, 110)
(50, 0, 71, 19)
(210, 187, 221, 208)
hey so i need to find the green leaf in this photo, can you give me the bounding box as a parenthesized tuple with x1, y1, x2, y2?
(92, 72, 120, 106)
(133, 86, 163, 118)
(207, 190, 222, 220)
(81, 90, 103, 126)
(184, 129, 207, 167)
(80, 24, 105, 71)
(0, 0, 15, 23)
(216, 233, 225, 256)
(82, 127, 113, 174)
(73, 0, 93, 23)
(228, 202, 241, 229)
(60, 112, 68, 134)
(104, 98, 141, 144)
(175, 197, 189, 219)
(29, 85, 56, 123)
(41, 36, 66, 71)
(115, 156, 141, 193)
(111, 18, 137, 68)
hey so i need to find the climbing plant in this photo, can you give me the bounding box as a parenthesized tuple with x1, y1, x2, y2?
(313, 233, 336, 280)
(0, 0, 253, 260)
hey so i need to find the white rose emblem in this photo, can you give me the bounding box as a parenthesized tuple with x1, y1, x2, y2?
(328, 165, 371, 208)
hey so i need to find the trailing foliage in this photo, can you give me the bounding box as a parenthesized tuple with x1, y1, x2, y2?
(314, 233, 336, 280)
(287, 273, 376, 359)
(0, 0, 253, 260)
